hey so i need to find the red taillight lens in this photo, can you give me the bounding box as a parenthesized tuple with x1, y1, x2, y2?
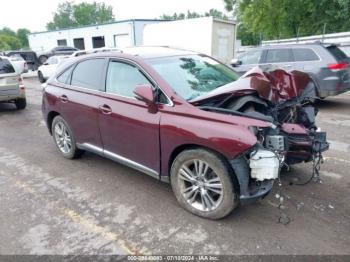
(17, 76, 25, 91)
(327, 62, 348, 70)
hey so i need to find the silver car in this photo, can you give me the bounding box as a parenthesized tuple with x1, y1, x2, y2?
(0, 56, 26, 109)
(231, 43, 350, 98)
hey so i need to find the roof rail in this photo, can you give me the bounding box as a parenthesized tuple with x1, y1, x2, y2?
(72, 47, 123, 57)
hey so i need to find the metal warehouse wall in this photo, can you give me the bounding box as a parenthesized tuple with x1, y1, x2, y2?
(28, 20, 163, 52)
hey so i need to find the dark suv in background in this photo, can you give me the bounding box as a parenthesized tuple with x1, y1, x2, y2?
(231, 43, 350, 98)
(37, 46, 78, 64)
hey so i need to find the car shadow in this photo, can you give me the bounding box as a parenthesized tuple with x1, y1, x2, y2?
(0, 103, 17, 113)
(315, 96, 350, 112)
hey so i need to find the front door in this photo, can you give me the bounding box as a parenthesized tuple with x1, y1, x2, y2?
(235, 49, 264, 75)
(98, 59, 161, 177)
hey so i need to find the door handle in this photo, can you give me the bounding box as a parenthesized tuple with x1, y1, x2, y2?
(99, 104, 112, 114)
(59, 95, 68, 103)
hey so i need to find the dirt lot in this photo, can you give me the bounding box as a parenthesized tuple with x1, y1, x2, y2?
(0, 77, 349, 256)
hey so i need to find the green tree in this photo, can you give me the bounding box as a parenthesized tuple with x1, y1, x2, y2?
(0, 34, 21, 50)
(230, 0, 350, 42)
(46, 1, 115, 30)
(0, 27, 16, 37)
(17, 28, 31, 47)
(160, 9, 229, 20)
(204, 9, 229, 20)
(223, 0, 236, 12)
(0, 27, 30, 50)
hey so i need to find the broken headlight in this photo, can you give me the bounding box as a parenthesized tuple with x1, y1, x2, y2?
(249, 125, 286, 152)
(265, 135, 285, 151)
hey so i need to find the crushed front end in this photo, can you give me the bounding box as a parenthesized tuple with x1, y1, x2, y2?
(193, 68, 329, 203)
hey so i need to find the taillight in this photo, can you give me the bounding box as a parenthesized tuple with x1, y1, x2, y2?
(327, 62, 348, 71)
(17, 76, 25, 91)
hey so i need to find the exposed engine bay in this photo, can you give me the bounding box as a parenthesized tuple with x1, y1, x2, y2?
(191, 68, 329, 203)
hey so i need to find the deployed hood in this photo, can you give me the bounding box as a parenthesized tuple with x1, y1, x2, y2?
(191, 67, 311, 104)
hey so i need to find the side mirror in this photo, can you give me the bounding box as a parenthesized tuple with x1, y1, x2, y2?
(43, 62, 49, 65)
(231, 58, 242, 67)
(133, 84, 154, 104)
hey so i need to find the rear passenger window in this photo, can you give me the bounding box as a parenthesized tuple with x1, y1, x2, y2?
(0, 58, 15, 74)
(71, 59, 105, 90)
(106, 61, 151, 98)
(293, 48, 319, 61)
(265, 49, 292, 63)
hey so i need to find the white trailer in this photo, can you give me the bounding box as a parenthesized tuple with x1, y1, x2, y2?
(143, 17, 237, 64)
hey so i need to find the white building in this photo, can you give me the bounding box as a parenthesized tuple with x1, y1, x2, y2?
(28, 19, 166, 52)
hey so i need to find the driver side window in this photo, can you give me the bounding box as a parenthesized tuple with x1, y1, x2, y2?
(240, 50, 262, 65)
(106, 61, 152, 98)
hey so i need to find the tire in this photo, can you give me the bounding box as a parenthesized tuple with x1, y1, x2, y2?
(39, 55, 48, 64)
(38, 71, 46, 83)
(15, 98, 26, 110)
(52, 116, 84, 159)
(170, 149, 238, 219)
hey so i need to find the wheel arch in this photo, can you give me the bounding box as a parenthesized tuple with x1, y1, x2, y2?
(167, 143, 240, 193)
(47, 111, 60, 134)
(307, 74, 322, 98)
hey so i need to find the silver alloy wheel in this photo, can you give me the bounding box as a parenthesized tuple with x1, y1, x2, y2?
(54, 121, 72, 154)
(177, 159, 224, 212)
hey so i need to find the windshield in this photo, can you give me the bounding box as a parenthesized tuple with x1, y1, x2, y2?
(146, 55, 239, 100)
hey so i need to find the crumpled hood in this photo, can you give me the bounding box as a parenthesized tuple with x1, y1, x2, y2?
(191, 67, 311, 104)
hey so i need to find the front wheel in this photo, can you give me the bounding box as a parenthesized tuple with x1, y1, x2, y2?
(52, 116, 83, 159)
(170, 149, 238, 219)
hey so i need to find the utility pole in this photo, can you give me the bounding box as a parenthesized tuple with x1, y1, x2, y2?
(296, 27, 300, 43)
(322, 23, 327, 43)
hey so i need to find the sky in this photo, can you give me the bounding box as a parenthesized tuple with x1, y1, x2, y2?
(0, 0, 229, 32)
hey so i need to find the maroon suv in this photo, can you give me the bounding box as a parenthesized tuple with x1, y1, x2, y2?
(42, 47, 328, 219)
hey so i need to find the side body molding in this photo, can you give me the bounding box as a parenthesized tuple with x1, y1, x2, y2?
(77, 143, 159, 180)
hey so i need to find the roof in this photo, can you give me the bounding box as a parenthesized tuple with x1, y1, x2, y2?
(121, 46, 198, 58)
(242, 42, 335, 51)
(29, 19, 168, 35)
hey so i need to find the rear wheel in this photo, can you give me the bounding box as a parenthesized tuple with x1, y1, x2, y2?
(170, 149, 238, 219)
(38, 71, 46, 83)
(52, 116, 83, 159)
(15, 98, 26, 110)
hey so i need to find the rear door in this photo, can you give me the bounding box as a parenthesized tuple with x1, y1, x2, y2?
(0, 58, 19, 98)
(291, 47, 321, 73)
(55, 58, 106, 149)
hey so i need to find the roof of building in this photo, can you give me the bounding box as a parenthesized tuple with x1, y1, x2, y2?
(29, 19, 168, 35)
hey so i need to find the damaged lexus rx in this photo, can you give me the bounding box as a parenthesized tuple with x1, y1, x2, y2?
(42, 47, 329, 219)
